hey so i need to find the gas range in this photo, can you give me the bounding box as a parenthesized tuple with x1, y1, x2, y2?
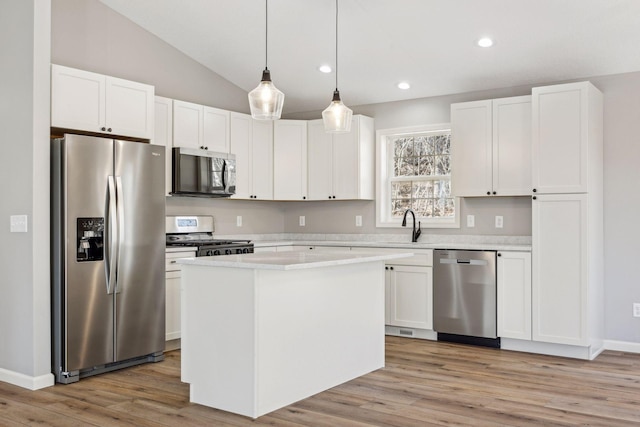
(166, 215, 253, 257)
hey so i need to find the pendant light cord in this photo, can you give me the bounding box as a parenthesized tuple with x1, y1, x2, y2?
(265, 0, 269, 70)
(335, 0, 339, 91)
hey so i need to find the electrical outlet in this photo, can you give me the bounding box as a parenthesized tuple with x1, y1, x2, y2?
(466, 215, 475, 228)
(299, 216, 305, 227)
(633, 303, 640, 317)
(236, 216, 242, 227)
(355, 215, 363, 227)
(495, 215, 504, 228)
(10, 215, 28, 233)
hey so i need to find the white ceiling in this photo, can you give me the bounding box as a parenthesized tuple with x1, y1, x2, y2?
(99, 0, 640, 114)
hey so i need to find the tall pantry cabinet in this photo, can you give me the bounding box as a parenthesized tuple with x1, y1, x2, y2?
(530, 81, 603, 359)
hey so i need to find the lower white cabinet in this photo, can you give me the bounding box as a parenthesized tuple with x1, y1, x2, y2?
(165, 249, 195, 342)
(386, 265, 433, 330)
(497, 251, 532, 340)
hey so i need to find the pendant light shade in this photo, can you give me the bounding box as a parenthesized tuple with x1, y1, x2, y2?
(322, 0, 352, 133)
(249, 0, 284, 120)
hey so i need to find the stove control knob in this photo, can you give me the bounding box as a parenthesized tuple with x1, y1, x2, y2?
(214, 249, 221, 256)
(225, 249, 232, 255)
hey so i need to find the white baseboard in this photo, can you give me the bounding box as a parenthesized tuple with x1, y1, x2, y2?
(0, 368, 54, 390)
(604, 340, 640, 353)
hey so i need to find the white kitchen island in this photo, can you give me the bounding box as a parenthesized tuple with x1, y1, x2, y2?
(177, 250, 412, 419)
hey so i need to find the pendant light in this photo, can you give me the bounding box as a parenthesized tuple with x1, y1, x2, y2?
(322, 0, 352, 133)
(248, 0, 284, 120)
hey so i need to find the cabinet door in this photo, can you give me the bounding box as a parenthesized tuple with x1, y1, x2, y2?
(51, 64, 106, 133)
(203, 106, 230, 153)
(532, 82, 592, 194)
(105, 76, 154, 139)
(387, 265, 433, 330)
(307, 119, 333, 200)
(152, 96, 173, 196)
(251, 119, 274, 200)
(497, 251, 532, 340)
(166, 272, 181, 341)
(492, 96, 531, 196)
(451, 100, 493, 196)
(333, 116, 361, 200)
(273, 120, 308, 200)
(230, 112, 252, 199)
(532, 194, 588, 346)
(173, 100, 203, 149)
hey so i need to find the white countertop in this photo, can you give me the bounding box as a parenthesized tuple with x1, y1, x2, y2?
(177, 250, 413, 271)
(251, 240, 531, 252)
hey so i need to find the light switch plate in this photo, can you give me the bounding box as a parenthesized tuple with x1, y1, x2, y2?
(466, 215, 475, 228)
(236, 216, 242, 227)
(10, 215, 28, 233)
(495, 216, 504, 228)
(633, 303, 640, 317)
(355, 215, 363, 227)
(299, 216, 305, 227)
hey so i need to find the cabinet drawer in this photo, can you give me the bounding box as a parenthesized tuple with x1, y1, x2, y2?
(352, 247, 433, 267)
(166, 270, 181, 280)
(165, 250, 196, 272)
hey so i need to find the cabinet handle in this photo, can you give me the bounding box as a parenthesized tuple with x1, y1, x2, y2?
(101, 127, 106, 131)
(487, 191, 490, 195)
(389, 266, 394, 270)
(332, 196, 336, 199)
(533, 188, 537, 193)
(303, 196, 306, 200)
(107, 128, 112, 132)
(328, 196, 332, 199)
(385, 266, 388, 270)
(492, 191, 496, 195)
(497, 253, 502, 257)
(532, 196, 537, 200)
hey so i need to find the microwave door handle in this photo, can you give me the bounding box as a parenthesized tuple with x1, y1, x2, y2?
(221, 159, 228, 192)
(114, 176, 125, 294)
(106, 176, 118, 294)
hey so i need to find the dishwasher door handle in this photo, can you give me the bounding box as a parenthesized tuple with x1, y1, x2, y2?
(439, 258, 489, 266)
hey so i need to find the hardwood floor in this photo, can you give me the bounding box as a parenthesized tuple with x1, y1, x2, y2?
(2, 337, 640, 426)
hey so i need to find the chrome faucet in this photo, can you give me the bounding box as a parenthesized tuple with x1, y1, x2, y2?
(401, 209, 421, 242)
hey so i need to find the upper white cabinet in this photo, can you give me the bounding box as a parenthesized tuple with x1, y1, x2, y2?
(273, 120, 308, 200)
(51, 64, 154, 139)
(230, 112, 273, 200)
(497, 251, 531, 340)
(451, 95, 531, 197)
(151, 96, 173, 196)
(307, 115, 375, 200)
(173, 100, 230, 152)
(532, 82, 603, 194)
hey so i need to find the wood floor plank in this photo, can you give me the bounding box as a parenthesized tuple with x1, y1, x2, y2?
(1, 336, 640, 426)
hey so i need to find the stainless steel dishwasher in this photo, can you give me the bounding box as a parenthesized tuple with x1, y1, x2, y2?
(433, 249, 499, 347)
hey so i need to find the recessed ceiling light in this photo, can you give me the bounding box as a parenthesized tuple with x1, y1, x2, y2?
(477, 37, 494, 48)
(318, 65, 332, 73)
(397, 82, 411, 90)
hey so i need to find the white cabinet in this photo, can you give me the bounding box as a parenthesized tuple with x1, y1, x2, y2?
(497, 251, 531, 340)
(165, 249, 196, 342)
(307, 115, 375, 200)
(529, 81, 603, 359)
(273, 120, 308, 200)
(51, 64, 154, 139)
(451, 96, 531, 197)
(173, 100, 230, 152)
(230, 112, 273, 200)
(152, 96, 173, 196)
(532, 194, 591, 346)
(386, 265, 433, 330)
(532, 82, 602, 194)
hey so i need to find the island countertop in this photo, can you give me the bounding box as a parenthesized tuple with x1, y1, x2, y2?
(177, 250, 413, 271)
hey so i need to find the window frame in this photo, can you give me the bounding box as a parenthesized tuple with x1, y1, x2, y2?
(376, 124, 460, 229)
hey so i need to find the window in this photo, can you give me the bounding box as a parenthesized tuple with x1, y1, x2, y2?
(376, 124, 459, 228)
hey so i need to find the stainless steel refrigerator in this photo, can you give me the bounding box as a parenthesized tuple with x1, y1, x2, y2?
(51, 134, 166, 383)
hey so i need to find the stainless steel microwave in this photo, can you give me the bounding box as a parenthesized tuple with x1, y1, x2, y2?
(171, 147, 236, 197)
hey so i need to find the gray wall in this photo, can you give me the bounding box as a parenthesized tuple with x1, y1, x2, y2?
(0, 0, 52, 383)
(51, 0, 250, 112)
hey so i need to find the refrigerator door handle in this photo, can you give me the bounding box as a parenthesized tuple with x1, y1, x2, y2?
(115, 176, 125, 294)
(106, 176, 118, 294)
